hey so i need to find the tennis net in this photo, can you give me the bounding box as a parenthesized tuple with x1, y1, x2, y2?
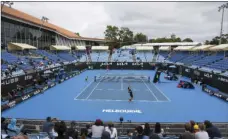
(94, 75, 150, 82)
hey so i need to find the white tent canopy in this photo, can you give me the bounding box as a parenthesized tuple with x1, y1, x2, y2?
(92, 46, 109, 50)
(209, 44, 228, 51)
(50, 45, 71, 51)
(8, 43, 37, 50)
(191, 45, 214, 51)
(134, 42, 200, 46)
(174, 46, 196, 51)
(159, 46, 170, 51)
(136, 46, 153, 51)
(76, 46, 86, 50)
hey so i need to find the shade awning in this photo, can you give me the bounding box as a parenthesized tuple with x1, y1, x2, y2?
(50, 45, 71, 50)
(92, 46, 109, 50)
(159, 46, 170, 51)
(76, 46, 86, 50)
(209, 44, 228, 51)
(8, 43, 37, 50)
(191, 45, 214, 51)
(174, 46, 196, 51)
(136, 46, 153, 51)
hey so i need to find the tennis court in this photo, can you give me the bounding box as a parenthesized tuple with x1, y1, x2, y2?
(74, 73, 170, 102)
(2, 70, 228, 122)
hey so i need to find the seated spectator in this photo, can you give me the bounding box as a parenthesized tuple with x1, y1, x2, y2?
(54, 121, 68, 139)
(11, 135, 28, 139)
(42, 117, 54, 136)
(195, 124, 209, 139)
(104, 122, 117, 139)
(132, 126, 149, 139)
(143, 123, 151, 136)
(180, 123, 194, 139)
(154, 122, 163, 138)
(7, 118, 24, 137)
(91, 119, 104, 138)
(193, 124, 200, 134)
(66, 121, 78, 139)
(189, 120, 196, 133)
(101, 131, 111, 139)
(204, 120, 222, 139)
(1, 117, 8, 134)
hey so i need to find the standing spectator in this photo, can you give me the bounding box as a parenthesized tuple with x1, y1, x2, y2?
(143, 123, 151, 136)
(104, 122, 117, 139)
(154, 122, 164, 138)
(204, 120, 222, 139)
(101, 131, 111, 139)
(42, 117, 54, 136)
(91, 119, 104, 138)
(195, 124, 209, 139)
(132, 126, 149, 139)
(180, 123, 194, 139)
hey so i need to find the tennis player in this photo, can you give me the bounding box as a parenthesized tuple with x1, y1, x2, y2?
(85, 76, 88, 82)
(128, 87, 134, 102)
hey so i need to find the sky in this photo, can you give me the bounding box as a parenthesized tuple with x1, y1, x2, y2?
(13, 2, 228, 43)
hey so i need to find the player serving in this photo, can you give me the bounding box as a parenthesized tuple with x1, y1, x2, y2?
(128, 86, 134, 102)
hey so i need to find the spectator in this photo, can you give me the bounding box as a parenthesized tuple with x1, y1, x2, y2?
(101, 131, 111, 139)
(1, 117, 8, 133)
(11, 135, 28, 139)
(86, 124, 92, 138)
(154, 122, 163, 138)
(143, 123, 151, 136)
(42, 117, 54, 136)
(132, 126, 149, 139)
(54, 121, 68, 139)
(193, 124, 200, 134)
(195, 124, 209, 139)
(104, 122, 117, 139)
(91, 119, 104, 138)
(204, 120, 222, 139)
(180, 123, 194, 139)
(189, 120, 196, 133)
(7, 118, 24, 137)
(66, 121, 78, 139)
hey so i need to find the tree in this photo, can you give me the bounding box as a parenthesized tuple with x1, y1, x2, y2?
(104, 25, 134, 48)
(204, 40, 210, 45)
(75, 32, 80, 36)
(208, 34, 228, 45)
(134, 33, 147, 43)
(182, 38, 193, 42)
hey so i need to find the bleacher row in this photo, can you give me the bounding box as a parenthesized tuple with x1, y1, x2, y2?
(159, 51, 228, 71)
(10, 119, 228, 138)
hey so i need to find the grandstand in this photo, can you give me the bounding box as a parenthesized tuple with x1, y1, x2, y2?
(1, 3, 228, 139)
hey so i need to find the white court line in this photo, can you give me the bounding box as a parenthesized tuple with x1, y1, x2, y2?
(74, 81, 94, 100)
(108, 89, 114, 90)
(96, 89, 103, 91)
(85, 81, 101, 100)
(74, 99, 169, 102)
(121, 78, 123, 90)
(150, 83, 171, 102)
(141, 79, 159, 101)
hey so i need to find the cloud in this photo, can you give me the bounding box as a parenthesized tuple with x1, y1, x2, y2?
(13, 2, 228, 42)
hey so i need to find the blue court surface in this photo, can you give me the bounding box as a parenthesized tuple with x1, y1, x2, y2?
(2, 70, 228, 122)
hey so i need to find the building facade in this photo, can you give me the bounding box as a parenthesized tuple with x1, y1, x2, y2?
(1, 5, 105, 50)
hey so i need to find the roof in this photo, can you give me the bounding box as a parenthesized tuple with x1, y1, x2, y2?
(136, 46, 153, 51)
(8, 43, 37, 50)
(159, 46, 170, 51)
(76, 46, 86, 50)
(1, 5, 105, 42)
(133, 42, 200, 46)
(209, 44, 228, 51)
(50, 45, 71, 50)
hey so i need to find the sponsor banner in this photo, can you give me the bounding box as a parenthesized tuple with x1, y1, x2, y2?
(42, 85, 49, 91)
(202, 85, 228, 102)
(102, 109, 142, 114)
(49, 83, 56, 88)
(65, 77, 69, 80)
(204, 73, 213, 78)
(218, 77, 228, 83)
